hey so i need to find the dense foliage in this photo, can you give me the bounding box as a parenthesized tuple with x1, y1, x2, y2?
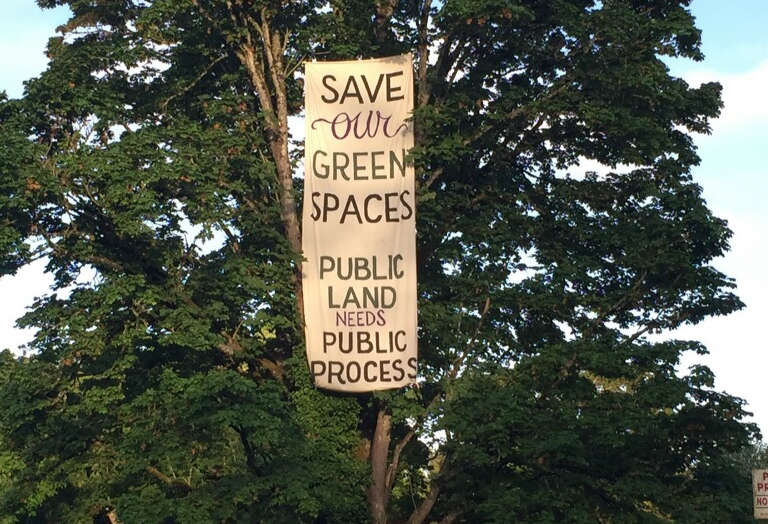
(0, 0, 759, 522)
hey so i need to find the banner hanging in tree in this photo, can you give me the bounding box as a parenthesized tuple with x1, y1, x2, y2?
(302, 54, 417, 392)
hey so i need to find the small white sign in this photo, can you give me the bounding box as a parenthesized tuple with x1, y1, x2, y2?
(754, 469, 768, 519)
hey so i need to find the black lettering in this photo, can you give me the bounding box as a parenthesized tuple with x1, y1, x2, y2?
(380, 360, 392, 382)
(339, 331, 352, 353)
(311, 360, 326, 379)
(392, 254, 404, 279)
(390, 149, 406, 178)
(340, 76, 364, 104)
(321, 75, 339, 103)
(391, 359, 405, 381)
(346, 361, 361, 383)
(354, 257, 371, 280)
(323, 331, 336, 353)
(332, 152, 349, 180)
(364, 194, 383, 223)
(407, 357, 418, 379)
(375, 331, 390, 353)
(310, 192, 322, 221)
(364, 361, 378, 382)
(313, 150, 329, 178)
(328, 361, 345, 384)
(320, 256, 334, 279)
(372, 256, 387, 280)
(357, 331, 373, 354)
(340, 195, 362, 224)
(384, 192, 399, 222)
(361, 73, 385, 102)
(342, 287, 361, 308)
(371, 151, 386, 179)
(395, 330, 407, 351)
(322, 193, 339, 222)
(400, 190, 413, 220)
(386, 71, 405, 101)
(382, 287, 396, 308)
(353, 152, 367, 180)
(363, 286, 379, 308)
(328, 286, 340, 308)
(338, 258, 352, 280)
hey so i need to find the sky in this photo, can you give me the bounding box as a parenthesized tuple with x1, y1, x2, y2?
(1, 1, 766, 433)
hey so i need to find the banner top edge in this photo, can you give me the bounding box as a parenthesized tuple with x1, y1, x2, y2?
(305, 53, 412, 68)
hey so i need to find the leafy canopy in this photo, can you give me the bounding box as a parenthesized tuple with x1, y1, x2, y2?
(0, 0, 758, 523)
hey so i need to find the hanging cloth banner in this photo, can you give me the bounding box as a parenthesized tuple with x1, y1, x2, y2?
(302, 54, 418, 392)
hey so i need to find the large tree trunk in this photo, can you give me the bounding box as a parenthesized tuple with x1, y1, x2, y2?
(368, 408, 392, 524)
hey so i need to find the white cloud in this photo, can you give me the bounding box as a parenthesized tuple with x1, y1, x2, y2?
(0, 39, 52, 97)
(0, 259, 52, 353)
(672, 211, 768, 433)
(683, 60, 768, 132)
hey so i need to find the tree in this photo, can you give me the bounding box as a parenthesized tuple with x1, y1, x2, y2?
(0, 0, 759, 522)
(732, 440, 768, 477)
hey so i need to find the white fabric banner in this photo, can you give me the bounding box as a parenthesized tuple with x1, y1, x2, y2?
(302, 54, 417, 392)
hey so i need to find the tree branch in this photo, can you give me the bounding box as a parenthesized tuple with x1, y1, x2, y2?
(233, 424, 259, 474)
(160, 54, 227, 111)
(439, 511, 461, 524)
(374, 0, 400, 44)
(416, 0, 433, 109)
(386, 428, 415, 491)
(146, 465, 192, 491)
(406, 457, 450, 524)
(229, 7, 304, 324)
(448, 295, 491, 379)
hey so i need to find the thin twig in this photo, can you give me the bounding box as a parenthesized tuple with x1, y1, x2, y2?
(160, 54, 227, 110)
(448, 295, 491, 379)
